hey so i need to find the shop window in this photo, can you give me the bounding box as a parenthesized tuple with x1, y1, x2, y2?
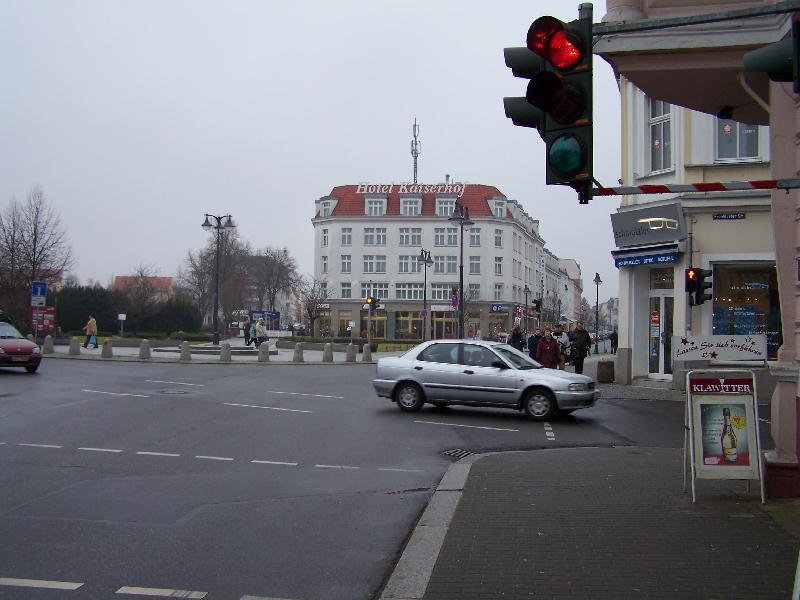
(712, 263, 782, 359)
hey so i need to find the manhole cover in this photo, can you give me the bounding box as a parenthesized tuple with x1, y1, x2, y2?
(443, 448, 473, 460)
(157, 389, 189, 395)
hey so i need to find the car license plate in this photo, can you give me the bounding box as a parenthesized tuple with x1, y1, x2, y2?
(11, 356, 28, 362)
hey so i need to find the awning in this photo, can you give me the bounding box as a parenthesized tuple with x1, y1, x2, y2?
(611, 243, 681, 268)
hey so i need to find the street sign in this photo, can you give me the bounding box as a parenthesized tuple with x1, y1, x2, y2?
(30, 281, 47, 307)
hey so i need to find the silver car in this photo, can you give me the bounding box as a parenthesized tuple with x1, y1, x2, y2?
(373, 339, 599, 420)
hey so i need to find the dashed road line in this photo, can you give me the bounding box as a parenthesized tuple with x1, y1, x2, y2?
(116, 586, 206, 598)
(378, 467, 426, 473)
(79, 447, 123, 453)
(195, 455, 234, 461)
(83, 389, 150, 398)
(19, 443, 63, 449)
(135, 451, 181, 458)
(145, 380, 205, 387)
(265, 390, 344, 399)
(413, 420, 519, 432)
(0, 577, 83, 590)
(251, 459, 298, 466)
(241, 596, 299, 600)
(224, 402, 312, 414)
(543, 422, 556, 441)
(315, 464, 360, 470)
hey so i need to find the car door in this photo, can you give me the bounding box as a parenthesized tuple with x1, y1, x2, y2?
(413, 342, 463, 401)
(458, 343, 521, 405)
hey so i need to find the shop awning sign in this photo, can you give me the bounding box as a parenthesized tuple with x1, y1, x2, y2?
(613, 250, 677, 268)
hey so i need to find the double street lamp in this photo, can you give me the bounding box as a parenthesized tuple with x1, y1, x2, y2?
(593, 272, 602, 354)
(202, 213, 236, 345)
(523, 284, 531, 332)
(418, 248, 433, 341)
(448, 201, 473, 339)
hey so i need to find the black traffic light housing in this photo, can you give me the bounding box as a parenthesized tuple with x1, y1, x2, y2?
(694, 269, 713, 306)
(365, 296, 376, 307)
(533, 299, 542, 313)
(743, 21, 800, 94)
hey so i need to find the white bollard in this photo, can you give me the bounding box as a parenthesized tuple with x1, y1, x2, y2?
(292, 342, 304, 363)
(361, 343, 373, 362)
(139, 339, 152, 359)
(180, 341, 192, 361)
(101, 339, 113, 358)
(42, 335, 54, 354)
(346, 343, 356, 363)
(220, 342, 232, 362)
(322, 343, 334, 363)
(258, 341, 270, 362)
(69, 338, 81, 356)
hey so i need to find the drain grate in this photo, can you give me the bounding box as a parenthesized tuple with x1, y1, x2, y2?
(442, 448, 474, 460)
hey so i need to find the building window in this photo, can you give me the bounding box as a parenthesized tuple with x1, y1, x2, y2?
(341, 227, 352, 246)
(436, 198, 456, 217)
(495, 257, 503, 276)
(399, 227, 422, 246)
(716, 119, 759, 161)
(401, 199, 421, 216)
(322, 229, 328, 246)
(469, 228, 481, 246)
(341, 282, 352, 299)
(434, 255, 445, 274)
(712, 263, 782, 359)
(375, 255, 386, 273)
(447, 227, 458, 246)
(495, 229, 503, 247)
(410, 228, 421, 245)
(431, 283, 452, 300)
(362, 282, 389, 300)
(494, 283, 503, 301)
(376, 228, 386, 245)
(434, 228, 445, 246)
(493, 201, 505, 218)
(469, 256, 480, 275)
(399, 255, 421, 273)
(446, 256, 457, 274)
(366, 199, 386, 216)
(341, 255, 351, 273)
(468, 283, 480, 300)
(321, 202, 331, 217)
(395, 283, 424, 300)
(649, 98, 671, 173)
(321, 256, 328, 274)
(364, 255, 376, 273)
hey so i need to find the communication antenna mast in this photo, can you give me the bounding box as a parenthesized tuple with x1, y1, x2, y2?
(410, 118, 421, 183)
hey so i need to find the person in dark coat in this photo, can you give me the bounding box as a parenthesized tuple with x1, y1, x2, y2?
(610, 329, 618, 354)
(569, 321, 592, 374)
(527, 327, 543, 359)
(508, 325, 525, 352)
(535, 328, 562, 369)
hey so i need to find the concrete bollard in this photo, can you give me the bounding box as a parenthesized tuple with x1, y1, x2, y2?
(346, 343, 356, 363)
(292, 342, 304, 363)
(220, 342, 232, 362)
(597, 359, 615, 384)
(180, 341, 192, 361)
(138, 340, 151, 359)
(42, 335, 54, 354)
(258, 341, 270, 362)
(361, 343, 373, 362)
(69, 338, 81, 355)
(322, 343, 334, 363)
(101, 339, 113, 358)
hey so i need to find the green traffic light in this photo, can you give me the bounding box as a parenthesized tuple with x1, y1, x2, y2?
(548, 134, 585, 177)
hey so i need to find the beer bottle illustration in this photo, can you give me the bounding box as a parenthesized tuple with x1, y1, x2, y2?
(720, 407, 738, 463)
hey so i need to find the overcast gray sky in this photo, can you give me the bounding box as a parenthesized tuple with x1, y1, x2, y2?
(0, 0, 620, 300)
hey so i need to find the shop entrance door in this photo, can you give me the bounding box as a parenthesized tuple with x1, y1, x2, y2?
(647, 295, 673, 378)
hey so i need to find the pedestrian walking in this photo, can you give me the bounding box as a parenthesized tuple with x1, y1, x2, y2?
(610, 329, 618, 354)
(552, 323, 570, 370)
(509, 325, 525, 352)
(535, 327, 561, 369)
(82, 314, 98, 348)
(527, 327, 543, 359)
(243, 317, 252, 346)
(569, 321, 592, 375)
(254, 318, 268, 348)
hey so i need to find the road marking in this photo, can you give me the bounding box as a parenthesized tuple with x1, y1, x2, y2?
(0, 577, 83, 590)
(136, 451, 181, 457)
(265, 390, 344, 399)
(224, 402, 312, 414)
(195, 455, 234, 461)
(18, 443, 63, 449)
(79, 447, 123, 453)
(413, 420, 519, 432)
(83, 389, 150, 398)
(315, 464, 360, 470)
(145, 380, 205, 387)
(543, 422, 555, 440)
(378, 467, 426, 473)
(251, 460, 298, 466)
(241, 596, 300, 600)
(116, 586, 206, 598)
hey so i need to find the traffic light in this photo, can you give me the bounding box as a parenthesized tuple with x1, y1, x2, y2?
(533, 299, 542, 313)
(694, 269, 713, 306)
(685, 268, 698, 296)
(365, 296, 376, 307)
(743, 21, 800, 93)
(504, 7, 593, 203)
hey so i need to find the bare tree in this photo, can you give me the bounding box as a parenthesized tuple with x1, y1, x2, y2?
(295, 276, 332, 336)
(176, 249, 213, 320)
(246, 247, 298, 312)
(121, 264, 159, 330)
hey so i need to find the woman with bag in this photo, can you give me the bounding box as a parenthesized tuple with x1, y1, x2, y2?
(254, 318, 267, 348)
(535, 327, 561, 369)
(82, 314, 98, 349)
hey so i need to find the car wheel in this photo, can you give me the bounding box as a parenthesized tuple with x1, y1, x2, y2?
(522, 389, 556, 420)
(395, 382, 425, 412)
(25, 365, 38, 373)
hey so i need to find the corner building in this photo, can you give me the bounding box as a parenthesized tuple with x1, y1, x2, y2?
(311, 183, 554, 340)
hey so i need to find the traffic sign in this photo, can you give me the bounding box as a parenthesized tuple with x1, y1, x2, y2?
(30, 281, 47, 307)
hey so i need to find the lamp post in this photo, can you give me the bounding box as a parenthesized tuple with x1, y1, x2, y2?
(523, 284, 531, 332)
(202, 213, 236, 345)
(448, 201, 474, 339)
(418, 249, 433, 341)
(593, 272, 602, 354)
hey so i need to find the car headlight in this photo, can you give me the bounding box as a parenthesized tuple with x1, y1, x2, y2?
(31, 346, 41, 354)
(568, 382, 589, 391)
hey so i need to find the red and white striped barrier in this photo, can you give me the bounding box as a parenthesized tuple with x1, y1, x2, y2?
(593, 178, 800, 197)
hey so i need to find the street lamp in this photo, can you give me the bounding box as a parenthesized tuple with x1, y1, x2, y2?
(202, 213, 236, 345)
(523, 284, 531, 332)
(418, 248, 433, 341)
(593, 272, 602, 354)
(448, 201, 473, 339)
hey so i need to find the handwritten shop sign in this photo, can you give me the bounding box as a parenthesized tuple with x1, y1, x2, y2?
(355, 182, 466, 197)
(672, 335, 767, 362)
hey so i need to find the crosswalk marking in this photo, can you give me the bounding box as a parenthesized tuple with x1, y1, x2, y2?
(116, 586, 206, 598)
(224, 402, 312, 414)
(0, 577, 83, 590)
(19, 443, 62, 449)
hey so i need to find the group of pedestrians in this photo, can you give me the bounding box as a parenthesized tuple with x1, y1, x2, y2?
(507, 321, 593, 374)
(242, 317, 268, 348)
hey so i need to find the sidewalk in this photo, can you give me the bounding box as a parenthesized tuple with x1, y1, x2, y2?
(382, 446, 800, 600)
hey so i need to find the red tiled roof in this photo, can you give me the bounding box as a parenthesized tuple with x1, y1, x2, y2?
(319, 183, 506, 218)
(113, 276, 173, 293)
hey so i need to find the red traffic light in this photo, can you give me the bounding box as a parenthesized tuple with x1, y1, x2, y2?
(685, 268, 698, 293)
(527, 16, 584, 70)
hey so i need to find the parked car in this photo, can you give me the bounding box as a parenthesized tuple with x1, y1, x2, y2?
(0, 322, 42, 373)
(373, 339, 599, 420)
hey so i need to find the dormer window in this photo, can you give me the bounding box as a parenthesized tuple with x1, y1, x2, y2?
(436, 198, 456, 217)
(321, 202, 331, 217)
(366, 198, 386, 216)
(493, 201, 505, 218)
(401, 198, 421, 216)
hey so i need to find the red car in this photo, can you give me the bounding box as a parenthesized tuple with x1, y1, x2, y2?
(0, 321, 42, 373)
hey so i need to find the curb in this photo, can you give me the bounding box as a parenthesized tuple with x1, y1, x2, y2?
(42, 353, 376, 365)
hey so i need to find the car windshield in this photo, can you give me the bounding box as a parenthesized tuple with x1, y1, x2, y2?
(0, 322, 25, 339)
(494, 344, 542, 370)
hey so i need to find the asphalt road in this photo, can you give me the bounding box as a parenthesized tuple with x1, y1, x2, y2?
(0, 359, 688, 600)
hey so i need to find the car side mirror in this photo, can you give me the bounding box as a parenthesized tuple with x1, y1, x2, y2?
(491, 360, 508, 370)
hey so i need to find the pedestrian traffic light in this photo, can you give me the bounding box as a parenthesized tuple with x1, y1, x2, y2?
(685, 268, 698, 294)
(503, 7, 594, 203)
(533, 299, 542, 313)
(693, 269, 713, 305)
(365, 296, 375, 307)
